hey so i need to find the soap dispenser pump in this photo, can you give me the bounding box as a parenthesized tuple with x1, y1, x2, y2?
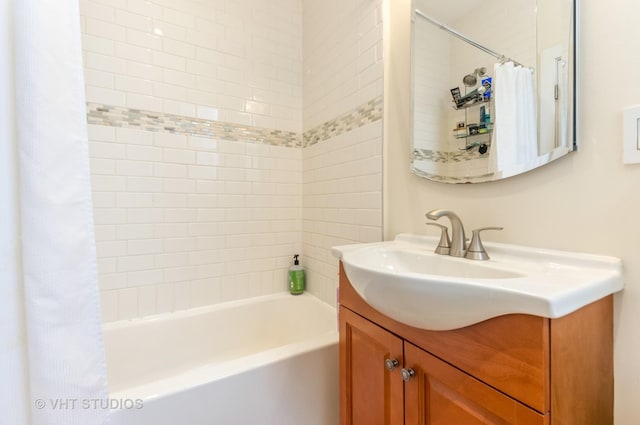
(289, 254, 305, 295)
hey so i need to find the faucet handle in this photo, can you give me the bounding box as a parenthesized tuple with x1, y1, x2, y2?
(465, 227, 503, 261)
(425, 222, 451, 255)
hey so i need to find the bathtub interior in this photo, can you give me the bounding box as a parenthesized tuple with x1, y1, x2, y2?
(103, 292, 338, 394)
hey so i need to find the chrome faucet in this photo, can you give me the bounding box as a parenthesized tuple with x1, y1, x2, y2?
(425, 209, 466, 257)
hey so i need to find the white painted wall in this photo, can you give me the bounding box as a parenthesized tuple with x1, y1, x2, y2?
(385, 0, 640, 422)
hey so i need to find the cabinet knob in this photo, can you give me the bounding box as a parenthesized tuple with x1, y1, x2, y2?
(401, 368, 415, 382)
(385, 358, 399, 372)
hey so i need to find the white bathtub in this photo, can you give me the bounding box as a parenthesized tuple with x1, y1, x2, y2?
(103, 293, 339, 425)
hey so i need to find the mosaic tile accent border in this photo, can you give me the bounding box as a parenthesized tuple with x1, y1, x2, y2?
(412, 148, 448, 164)
(87, 97, 383, 149)
(412, 145, 495, 182)
(86, 103, 302, 148)
(412, 144, 492, 164)
(302, 96, 383, 147)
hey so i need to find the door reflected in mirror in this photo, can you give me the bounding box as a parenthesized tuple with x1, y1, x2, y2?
(411, 0, 576, 183)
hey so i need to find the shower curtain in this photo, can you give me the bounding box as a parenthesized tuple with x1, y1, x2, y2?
(0, 1, 110, 424)
(489, 61, 538, 174)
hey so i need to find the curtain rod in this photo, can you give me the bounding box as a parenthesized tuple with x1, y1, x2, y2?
(414, 9, 524, 68)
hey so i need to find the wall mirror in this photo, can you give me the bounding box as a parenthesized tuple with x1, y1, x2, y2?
(410, 0, 576, 183)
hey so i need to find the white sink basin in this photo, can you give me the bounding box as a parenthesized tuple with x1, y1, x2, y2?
(332, 234, 623, 330)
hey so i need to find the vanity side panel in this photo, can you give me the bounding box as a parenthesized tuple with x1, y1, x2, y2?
(550, 295, 613, 425)
(339, 263, 550, 413)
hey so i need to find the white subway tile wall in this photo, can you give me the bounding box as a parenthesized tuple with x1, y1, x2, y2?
(80, 0, 303, 321)
(89, 124, 302, 321)
(301, 0, 383, 304)
(412, 23, 450, 153)
(81, 0, 383, 319)
(303, 0, 383, 131)
(302, 121, 383, 303)
(80, 0, 302, 134)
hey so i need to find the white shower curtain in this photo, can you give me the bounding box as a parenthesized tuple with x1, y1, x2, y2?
(489, 61, 538, 174)
(0, 1, 110, 424)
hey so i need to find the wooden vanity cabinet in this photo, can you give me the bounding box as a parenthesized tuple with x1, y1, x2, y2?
(338, 263, 613, 425)
(403, 341, 547, 425)
(340, 307, 403, 425)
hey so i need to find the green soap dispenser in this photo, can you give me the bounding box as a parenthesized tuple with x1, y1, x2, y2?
(289, 254, 305, 295)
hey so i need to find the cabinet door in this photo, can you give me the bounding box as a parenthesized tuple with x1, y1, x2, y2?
(404, 342, 548, 425)
(340, 306, 404, 425)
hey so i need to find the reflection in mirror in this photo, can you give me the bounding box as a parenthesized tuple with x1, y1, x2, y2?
(410, 0, 576, 183)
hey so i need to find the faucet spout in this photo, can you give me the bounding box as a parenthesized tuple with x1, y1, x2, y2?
(425, 209, 466, 257)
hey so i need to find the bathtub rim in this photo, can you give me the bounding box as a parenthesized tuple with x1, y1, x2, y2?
(103, 291, 336, 330)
